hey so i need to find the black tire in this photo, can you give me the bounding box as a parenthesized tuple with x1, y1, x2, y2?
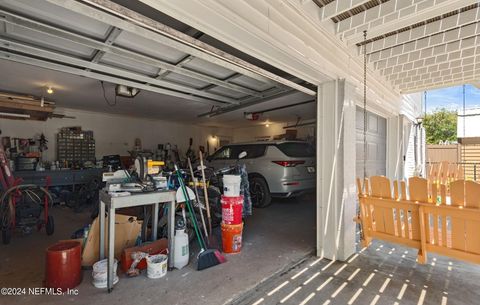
(207, 186, 222, 227)
(46, 215, 54, 235)
(1, 204, 13, 244)
(250, 176, 272, 208)
(2, 229, 11, 245)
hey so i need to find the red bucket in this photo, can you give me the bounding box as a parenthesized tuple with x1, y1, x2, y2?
(221, 195, 243, 225)
(45, 241, 82, 291)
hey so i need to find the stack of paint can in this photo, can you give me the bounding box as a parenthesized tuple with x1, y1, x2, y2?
(221, 175, 244, 253)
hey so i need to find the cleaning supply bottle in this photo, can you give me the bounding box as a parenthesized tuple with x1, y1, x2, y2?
(173, 220, 189, 269)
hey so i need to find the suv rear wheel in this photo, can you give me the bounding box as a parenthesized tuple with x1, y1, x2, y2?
(250, 176, 272, 208)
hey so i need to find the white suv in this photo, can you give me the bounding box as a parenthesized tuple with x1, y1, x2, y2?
(207, 141, 315, 208)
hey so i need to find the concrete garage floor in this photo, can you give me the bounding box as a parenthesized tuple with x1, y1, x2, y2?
(0, 195, 316, 305)
(232, 240, 480, 305)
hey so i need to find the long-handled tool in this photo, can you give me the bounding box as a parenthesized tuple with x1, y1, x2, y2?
(175, 165, 225, 270)
(199, 151, 213, 236)
(199, 151, 219, 247)
(187, 157, 208, 239)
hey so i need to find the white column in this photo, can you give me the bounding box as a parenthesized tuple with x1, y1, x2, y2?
(386, 115, 404, 180)
(316, 79, 356, 261)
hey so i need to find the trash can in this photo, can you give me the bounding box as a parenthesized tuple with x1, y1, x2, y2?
(45, 241, 82, 291)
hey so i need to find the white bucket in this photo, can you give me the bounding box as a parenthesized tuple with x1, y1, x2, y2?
(146, 254, 168, 279)
(223, 175, 241, 197)
(92, 259, 119, 288)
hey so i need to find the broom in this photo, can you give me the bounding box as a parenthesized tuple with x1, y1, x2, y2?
(199, 151, 215, 239)
(175, 165, 226, 270)
(187, 157, 209, 239)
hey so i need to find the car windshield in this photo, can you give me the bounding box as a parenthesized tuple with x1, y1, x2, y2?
(276, 142, 315, 157)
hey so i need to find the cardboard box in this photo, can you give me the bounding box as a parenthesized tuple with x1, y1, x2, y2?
(81, 215, 142, 267)
(120, 238, 168, 272)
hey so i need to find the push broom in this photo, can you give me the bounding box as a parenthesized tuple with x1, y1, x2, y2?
(175, 165, 226, 270)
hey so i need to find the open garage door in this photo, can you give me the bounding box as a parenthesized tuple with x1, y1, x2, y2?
(0, 1, 320, 303)
(356, 107, 387, 177)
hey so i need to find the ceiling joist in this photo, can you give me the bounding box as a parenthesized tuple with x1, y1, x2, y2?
(308, 0, 480, 93)
(0, 37, 242, 105)
(0, 9, 265, 99)
(46, 0, 316, 96)
(337, 0, 478, 45)
(319, 0, 372, 21)
(0, 50, 231, 106)
(363, 5, 480, 55)
(400, 68, 480, 93)
(374, 34, 480, 73)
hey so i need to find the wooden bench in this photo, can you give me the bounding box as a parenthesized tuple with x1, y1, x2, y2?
(357, 176, 480, 265)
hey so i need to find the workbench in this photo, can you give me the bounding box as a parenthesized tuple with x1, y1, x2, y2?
(14, 168, 103, 190)
(99, 189, 176, 292)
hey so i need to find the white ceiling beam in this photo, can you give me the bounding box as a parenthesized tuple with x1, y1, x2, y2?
(46, 0, 316, 96)
(385, 48, 480, 86)
(364, 6, 480, 55)
(0, 50, 229, 106)
(45, 0, 273, 86)
(319, 0, 371, 21)
(392, 56, 480, 86)
(197, 90, 296, 118)
(399, 68, 480, 93)
(368, 22, 480, 66)
(338, 0, 479, 45)
(0, 37, 241, 104)
(375, 35, 480, 77)
(0, 9, 264, 98)
(90, 26, 122, 63)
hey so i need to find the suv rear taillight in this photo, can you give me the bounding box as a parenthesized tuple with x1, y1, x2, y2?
(272, 160, 305, 167)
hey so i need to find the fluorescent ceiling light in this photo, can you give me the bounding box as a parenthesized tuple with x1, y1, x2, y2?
(0, 112, 31, 118)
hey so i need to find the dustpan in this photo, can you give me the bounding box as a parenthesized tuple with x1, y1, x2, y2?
(176, 187, 196, 203)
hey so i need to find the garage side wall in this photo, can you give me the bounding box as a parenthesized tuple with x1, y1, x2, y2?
(0, 108, 233, 161)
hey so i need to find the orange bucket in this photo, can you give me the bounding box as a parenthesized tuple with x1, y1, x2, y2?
(45, 241, 82, 291)
(221, 222, 243, 254)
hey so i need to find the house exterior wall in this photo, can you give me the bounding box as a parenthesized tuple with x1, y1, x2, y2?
(458, 109, 480, 138)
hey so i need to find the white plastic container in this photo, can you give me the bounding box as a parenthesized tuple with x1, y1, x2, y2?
(92, 259, 119, 288)
(173, 229, 189, 269)
(146, 254, 168, 279)
(223, 175, 241, 197)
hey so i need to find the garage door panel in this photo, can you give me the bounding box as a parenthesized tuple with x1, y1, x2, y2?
(368, 114, 378, 132)
(356, 107, 387, 178)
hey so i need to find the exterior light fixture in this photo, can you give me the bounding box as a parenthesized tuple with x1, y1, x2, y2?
(46, 86, 54, 94)
(415, 117, 424, 125)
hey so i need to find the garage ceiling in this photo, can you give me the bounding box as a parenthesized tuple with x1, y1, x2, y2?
(312, 0, 480, 93)
(0, 0, 316, 127)
(0, 58, 315, 127)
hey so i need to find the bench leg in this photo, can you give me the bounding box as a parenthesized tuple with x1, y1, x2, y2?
(361, 236, 372, 248)
(418, 206, 428, 264)
(417, 249, 427, 264)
